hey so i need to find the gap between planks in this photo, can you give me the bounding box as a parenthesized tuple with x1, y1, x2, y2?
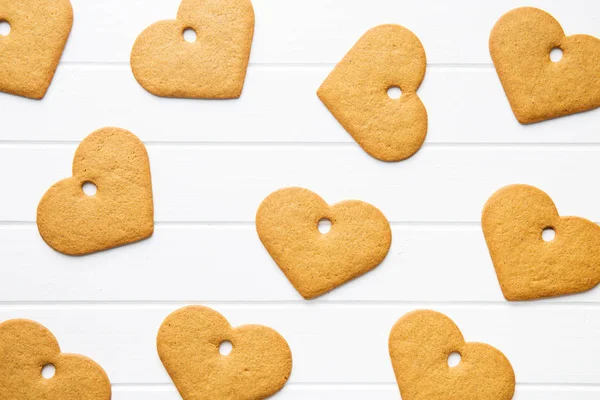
(55, 61, 495, 69)
(0, 300, 598, 309)
(110, 382, 600, 390)
(2, 142, 600, 149)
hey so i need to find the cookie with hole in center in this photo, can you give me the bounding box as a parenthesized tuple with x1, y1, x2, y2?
(130, 0, 255, 99)
(490, 7, 600, 124)
(318, 24, 427, 162)
(482, 184, 600, 300)
(0, 319, 111, 400)
(157, 305, 292, 400)
(37, 127, 154, 255)
(389, 310, 515, 400)
(0, 0, 73, 99)
(256, 187, 392, 299)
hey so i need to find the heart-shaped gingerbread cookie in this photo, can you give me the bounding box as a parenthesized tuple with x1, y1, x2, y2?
(490, 7, 600, 124)
(318, 24, 427, 162)
(482, 184, 600, 300)
(256, 187, 392, 299)
(389, 310, 515, 400)
(0, 319, 111, 400)
(130, 0, 255, 99)
(37, 127, 154, 255)
(157, 306, 292, 400)
(0, 0, 73, 99)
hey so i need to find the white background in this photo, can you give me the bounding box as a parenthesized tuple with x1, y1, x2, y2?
(1, 0, 599, 399)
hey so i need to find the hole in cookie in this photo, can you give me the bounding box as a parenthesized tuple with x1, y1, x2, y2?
(82, 182, 97, 196)
(0, 20, 10, 36)
(447, 352, 461, 367)
(318, 218, 332, 234)
(219, 340, 233, 356)
(183, 28, 197, 43)
(387, 86, 402, 99)
(550, 47, 563, 62)
(41, 363, 56, 379)
(542, 227, 556, 242)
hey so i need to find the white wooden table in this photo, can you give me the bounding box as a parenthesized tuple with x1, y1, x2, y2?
(0, 0, 599, 398)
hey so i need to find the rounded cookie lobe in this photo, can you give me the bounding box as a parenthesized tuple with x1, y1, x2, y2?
(157, 306, 292, 400)
(317, 24, 427, 162)
(256, 187, 392, 299)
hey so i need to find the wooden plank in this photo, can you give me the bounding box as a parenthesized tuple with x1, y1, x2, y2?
(112, 384, 600, 400)
(1, 145, 600, 223)
(62, 0, 600, 64)
(1, 66, 598, 143)
(1, 225, 598, 302)
(0, 306, 597, 384)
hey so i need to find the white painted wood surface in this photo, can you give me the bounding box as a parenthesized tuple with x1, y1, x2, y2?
(1, 0, 599, 399)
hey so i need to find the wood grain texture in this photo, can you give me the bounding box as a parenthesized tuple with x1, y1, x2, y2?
(0, 1, 599, 398)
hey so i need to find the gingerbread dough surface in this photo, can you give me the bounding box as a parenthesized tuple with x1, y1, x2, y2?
(256, 187, 392, 299)
(0, 0, 73, 99)
(157, 306, 292, 400)
(131, 0, 255, 99)
(389, 310, 515, 400)
(483, 184, 600, 300)
(318, 24, 427, 162)
(37, 127, 154, 255)
(0, 319, 111, 400)
(490, 7, 600, 123)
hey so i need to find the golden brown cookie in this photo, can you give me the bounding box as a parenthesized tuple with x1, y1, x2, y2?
(317, 24, 427, 162)
(389, 310, 515, 400)
(157, 305, 292, 400)
(37, 127, 154, 256)
(130, 0, 255, 99)
(0, 319, 111, 400)
(256, 187, 392, 299)
(490, 7, 600, 124)
(0, 0, 73, 99)
(482, 184, 600, 300)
